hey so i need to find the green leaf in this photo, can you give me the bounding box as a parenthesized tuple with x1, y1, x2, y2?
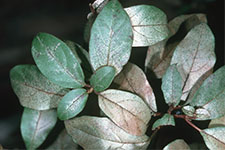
(89, 0, 133, 74)
(90, 66, 116, 92)
(125, 5, 169, 47)
(209, 115, 225, 128)
(182, 106, 211, 120)
(10, 65, 69, 110)
(200, 127, 225, 150)
(189, 66, 225, 120)
(57, 88, 88, 120)
(31, 32, 85, 88)
(171, 23, 216, 101)
(114, 62, 157, 112)
(98, 89, 151, 136)
(163, 139, 190, 150)
(161, 64, 183, 106)
(152, 114, 175, 130)
(21, 108, 57, 150)
(65, 116, 150, 149)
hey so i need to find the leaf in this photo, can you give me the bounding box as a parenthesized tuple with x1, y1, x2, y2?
(209, 115, 225, 128)
(21, 108, 57, 150)
(200, 127, 225, 150)
(57, 88, 88, 120)
(182, 106, 211, 120)
(113, 62, 157, 112)
(171, 23, 216, 101)
(189, 66, 225, 120)
(10, 65, 69, 110)
(163, 139, 190, 150)
(89, 0, 133, 74)
(47, 129, 78, 150)
(65, 116, 150, 150)
(125, 5, 169, 47)
(152, 114, 175, 130)
(98, 89, 151, 136)
(161, 64, 183, 106)
(31, 32, 85, 88)
(90, 66, 116, 92)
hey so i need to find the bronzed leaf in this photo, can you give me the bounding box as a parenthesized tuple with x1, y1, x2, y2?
(209, 115, 225, 128)
(65, 116, 150, 149)
(31, 33, 85, 88)
(152, 114, 175, 130)
(98, 89, 151, 136)
(163, 139, 190, 150)
(114, 62, 157, 112)
(10, 65, 68, 110)
(21, 108, 57, 150)
(89, 0, 133, 74)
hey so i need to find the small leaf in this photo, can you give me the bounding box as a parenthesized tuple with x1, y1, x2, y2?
(182, 105, 195, 117)
(209, 115, 225, 128)
(114, 62, 157, 112)
(57, 88, 88, 120)
(125, 5, 169, 47)
(21, 108, 57, 150)
(171, 23, 216, 101)
(10, 65, 69, 110)
(161, 65, 183, 106)
(89, 0, 133, 74)
(31, 33, 85, 88)
(152, 114, 175, 130)
(90, 66, 116, 92)
(200, 127, 225, 150)
(47, 129, 78, 150)
(98, 89, 151, 136)
(65, 116, 150, 149)
(189, 66, 225, 120)
(163, 139, 190, 150)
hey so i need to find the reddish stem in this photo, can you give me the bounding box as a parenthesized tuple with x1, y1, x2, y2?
(185, 119, 202, 132)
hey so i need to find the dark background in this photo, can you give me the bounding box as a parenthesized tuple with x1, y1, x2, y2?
(0, 0, 224, 149)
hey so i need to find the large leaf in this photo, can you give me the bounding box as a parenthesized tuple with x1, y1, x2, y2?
(31, 33, 85, 88)
(188, 66, 225, 120)
(114, 62, 157, 112)
(200, 127, 225, 150)
(163, 139, 190, 150)
(47, 129, 78, 150)
(152, 113, 175, 130)
(125, 5, 169, 47)
(10, 65, 68, 110)
(161, 64, 183, 106)
(21, 108, 57, 150)
(90, 66, 116, 92)
(209, 115, 225, 128)
(57, 88, 88, 120)
(171, 23, 216, 101)
(98, 89, 151, 136)
(89, 0, 133, 74)
(65, 116, 150, 150)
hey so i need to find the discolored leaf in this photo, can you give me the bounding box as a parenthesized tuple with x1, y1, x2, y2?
(98, 89, 151, 136)
(47, 129, 78, 150)
(125, 5, 169, 47)
(65, 116, 150, 150)
(10, 65, 69, 110)
(209, 115, 225, 128)
(90, 66, 116, 92)
(152, 114, 175, 130)
(57, 88, 88, 120)
(163, 139, 190, 150)
(21, 108, 57, 150)
(171, 23, 216, 101)
(31, 33, 85, 88)
(161, 65, 183, 106)
(89, 0, 133, 74)
(200, 127, 225, 150)
(114, 62, 157, 112)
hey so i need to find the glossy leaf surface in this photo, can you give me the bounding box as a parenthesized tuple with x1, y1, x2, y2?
(98, 89, 151, 136)
(89, 0, 133, 74)
(21, 108, 57, 150)
(163, 139, 190, 150)
(90, 66, 116, 92)
(65, 116, 150, 150)
(152, 114, 175, 130)
(10, 65, 68, 110)
(114, 62, 157, 112)
(57, 88, 88, 120)
(31, 33, 85, 88)
(125, 5, 169, 47)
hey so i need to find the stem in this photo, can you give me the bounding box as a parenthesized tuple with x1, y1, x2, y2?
(185, 118, 202, 132)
